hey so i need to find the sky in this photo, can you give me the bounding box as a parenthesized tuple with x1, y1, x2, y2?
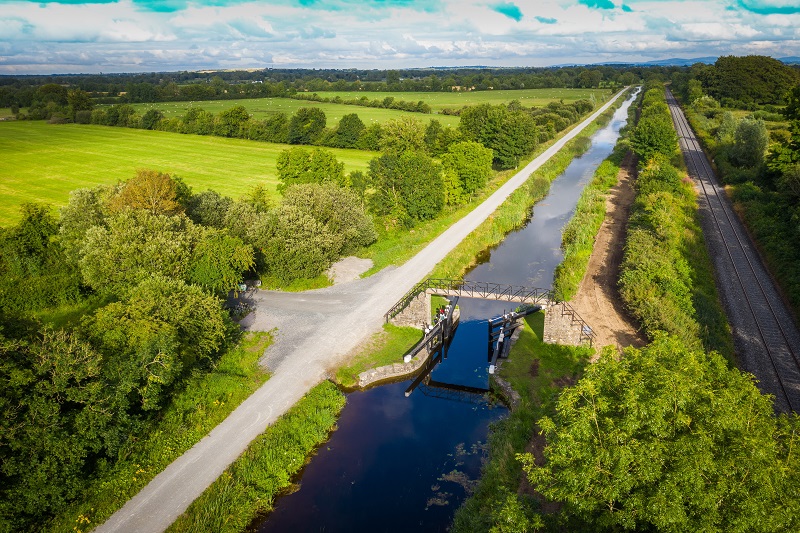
(0, 0, 798, 74)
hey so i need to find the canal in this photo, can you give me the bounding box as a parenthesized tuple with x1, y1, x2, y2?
(254, 89, 638, 532)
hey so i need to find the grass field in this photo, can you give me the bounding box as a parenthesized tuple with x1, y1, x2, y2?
(0, 121, 373, 225)
(126, 97, 461, 127)
(124, 88, 612, 128)
(310, 88, 613, 113)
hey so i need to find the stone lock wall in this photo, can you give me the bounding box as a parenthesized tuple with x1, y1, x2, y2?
(390, 291, 431, 329)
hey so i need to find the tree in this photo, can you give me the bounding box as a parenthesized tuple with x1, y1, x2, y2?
(731, 118, 768, 168)
(66, 89, 93, 120)
(58, 185, 109, 263)
(79, 210, 198, 296)
(369, 152, 444, 224)
(379, 116, 426, 155)
(333, 113, 365, 148)
(261, 204, 342, 282)
(141, 109, 164, 130)
(187, 229, 254, 295)
(107, 169, 184, 215)
(631, 113, 677, 162)
(288, 107, 326, 144)
(522, 334, 800, 533)
(442, 141, 493, 198)
(187, 189, 233, 228)
(0, 328, 113, 530)
(87, 276, 231, 410)
(215, 105, 250, 137)
(459, 104, 537, 169)
(276, 147, 345, 192)
(281, 183, 376, 256)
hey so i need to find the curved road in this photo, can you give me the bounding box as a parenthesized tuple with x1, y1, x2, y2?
(95, 88, 629, 533)
(666, 88, 800, 413)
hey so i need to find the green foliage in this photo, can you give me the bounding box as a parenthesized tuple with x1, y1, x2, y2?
(167, 381, 346, 533)
(261, 203, 341, 282)
(332, 112, 365, 148)
(0, 204, 83, 313)
(79, 210, 197, 296)
(441, 141, 494, 200)
(275, 147, 346, 192)
(187, 230, 254, 295)
(186, 189, 233, 229)
(87, 275, 232, 411)
(368, 151, 444, 225)
(0, 328, 111, 531)
(140, 109, 164, 130)
(214, 105, 249, 138)
(281, 183, 376, 256)
(701, 55, 799, 106)
(459, 103, 538, 169)
(379, 115, 426, 155)
(731, 117, 768, 168)
(631, 88, 677, 162)
(523, 334, 800, 533)
(45, 332, 272, 533)
(287, 106, 326, 144)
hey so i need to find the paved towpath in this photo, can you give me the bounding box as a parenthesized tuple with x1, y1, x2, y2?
(95, 88, 627, 533)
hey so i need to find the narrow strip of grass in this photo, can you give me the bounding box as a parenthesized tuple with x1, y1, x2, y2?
(167, 381, 346, 533)
(334, 323, 423, 388)
(451, 312, 592, 532)
(46, 332, 273, 533)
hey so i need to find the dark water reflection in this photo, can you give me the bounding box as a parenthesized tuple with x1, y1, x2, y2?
(255, 91, 637, 532)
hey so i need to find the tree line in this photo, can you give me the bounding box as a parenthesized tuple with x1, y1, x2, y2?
(0, 64, 643, 109)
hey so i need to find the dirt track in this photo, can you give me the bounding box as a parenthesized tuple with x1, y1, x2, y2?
(569, 152, 645, 354)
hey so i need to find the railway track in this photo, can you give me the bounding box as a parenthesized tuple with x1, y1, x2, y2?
(665, 88, 800, 413)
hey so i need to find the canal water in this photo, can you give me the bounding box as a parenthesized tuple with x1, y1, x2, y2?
(254, 90, 638, 533)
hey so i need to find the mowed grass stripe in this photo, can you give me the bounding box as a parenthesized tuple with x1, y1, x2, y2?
(128, 97, 461, 127)
(0, 121, 374, 225)
(310, 88, 613, 112)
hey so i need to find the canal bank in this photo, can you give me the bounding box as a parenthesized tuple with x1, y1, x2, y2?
(250, 89, 639, 532)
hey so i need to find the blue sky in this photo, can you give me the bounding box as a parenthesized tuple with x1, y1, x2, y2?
(0, 0, 797, 74)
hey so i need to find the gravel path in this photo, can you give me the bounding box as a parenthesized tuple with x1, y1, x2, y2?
(94, 89, 628, 533)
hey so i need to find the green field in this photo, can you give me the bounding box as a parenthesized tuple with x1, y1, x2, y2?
(311, 88, 613, 113)
(127, 97, 461, 127)
(0, 121, 373, 225)
(124, 88, 611, 128)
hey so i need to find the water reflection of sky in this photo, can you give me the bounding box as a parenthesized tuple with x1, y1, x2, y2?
(256, 92, 638, 533)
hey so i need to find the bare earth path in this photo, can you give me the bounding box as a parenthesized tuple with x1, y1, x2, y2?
(569, 152, 646, 353)
(94, 89, 627, 533)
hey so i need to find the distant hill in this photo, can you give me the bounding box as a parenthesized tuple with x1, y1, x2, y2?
(780, 56, 800, 64)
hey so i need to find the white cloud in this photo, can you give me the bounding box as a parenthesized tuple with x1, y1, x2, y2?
(0, 0, 796, 73)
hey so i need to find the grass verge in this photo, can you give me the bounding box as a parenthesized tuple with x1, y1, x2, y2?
(334, 323, 423, 388)
(451, 312, 592, 532)
(46, 331, 273, 533)
(166, 381, 346, 533)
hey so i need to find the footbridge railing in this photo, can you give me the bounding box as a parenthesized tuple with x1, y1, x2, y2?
(384, 278, 554, 322)
(385, 278, 596, 347)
